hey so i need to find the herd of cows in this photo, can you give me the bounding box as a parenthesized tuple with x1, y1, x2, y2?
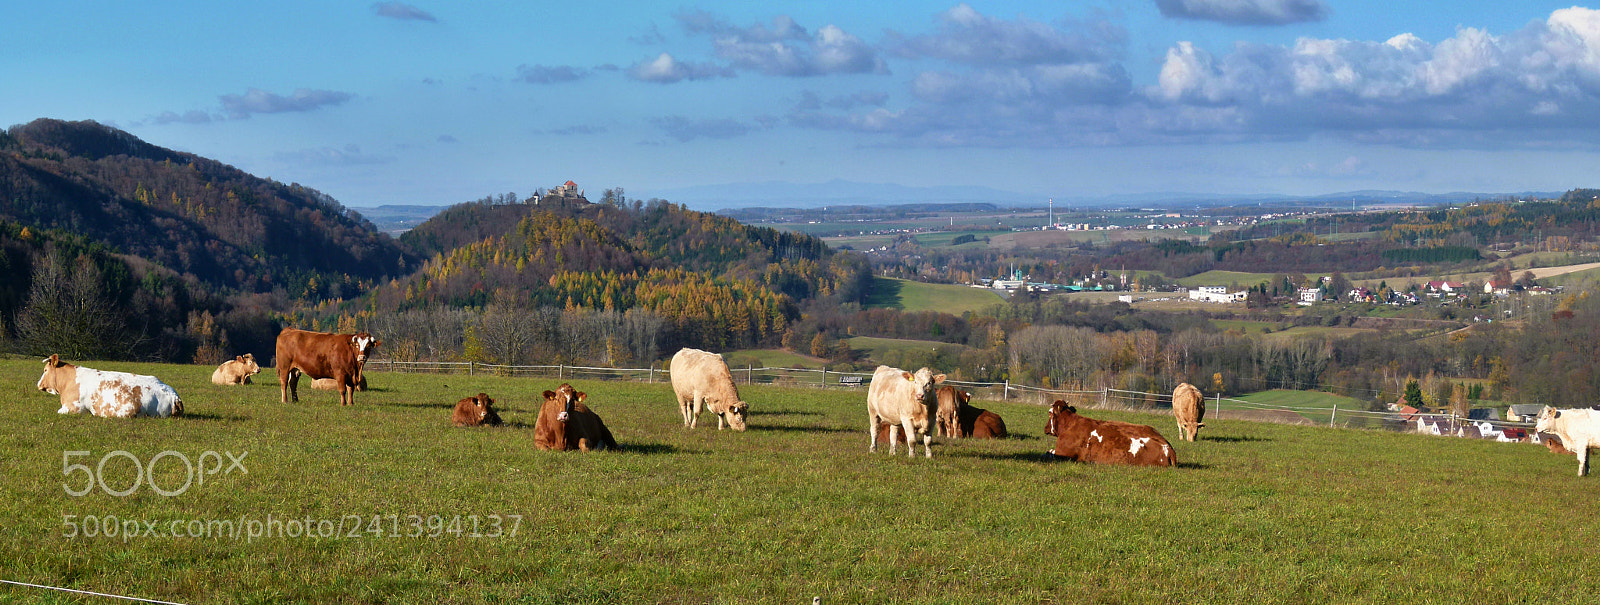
(29, 328, 1600, 474)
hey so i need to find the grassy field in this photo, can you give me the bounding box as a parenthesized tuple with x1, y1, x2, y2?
(719, 349, 828, 370)
(1174, 270, 1278, 288)
(3, 359, 1599, 603)
(1231, 389, 1368, 424)
(844, 336, 966, 360)
(863, 277, 1004, 315)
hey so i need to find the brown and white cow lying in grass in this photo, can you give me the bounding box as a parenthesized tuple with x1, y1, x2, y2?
(37, 355, 183, 418)
(1172, 382, 1205, 442)
(867, 365, 945, 458)
(534, 384, 617, 451)
(452, 393, 502, 427)
(1535, 406, 1600, 476)
(669, 347, 748, 431)
(1044, 401, 1174, 467)
(210, 354, 261, 385)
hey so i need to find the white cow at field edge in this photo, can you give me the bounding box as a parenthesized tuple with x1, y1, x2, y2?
(1535, 406, 1600, 476)
(669, 348, 748, 431)
(867, 365, 945, 458)
(36, 354, 183, 418)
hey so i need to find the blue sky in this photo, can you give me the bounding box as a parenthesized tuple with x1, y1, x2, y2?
(7, 1, 1600, 208)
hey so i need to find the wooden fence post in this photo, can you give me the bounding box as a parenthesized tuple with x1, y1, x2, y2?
(1330, 404, 1338, 428)
(1003, 380, 1009, 401)
(821, 369, 827, 388)
(649, 364, 654, 383)
(559, 364, 564, 380)
(748, 363, 753, 385)
(468, 361, 473, 376)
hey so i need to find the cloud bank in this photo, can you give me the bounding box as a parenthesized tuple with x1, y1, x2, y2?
(1154, 0, 1327, 26)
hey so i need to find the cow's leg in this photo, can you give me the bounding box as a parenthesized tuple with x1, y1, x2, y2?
(902, 418, 921, 458)
(1579, 444, 1590, 477)
(286, 369, 301, 403)
(279, 366, 292, 403)
(887, 423, 900, 456)
(678, 394, 693, 427)
(1176, 419, 1187, 442)
(868, 412, 880, 453)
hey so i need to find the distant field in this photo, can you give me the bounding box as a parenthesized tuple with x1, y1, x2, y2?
(1231, 389, 1368, 424)
(720, 348, 827, 370)
(844, 336, 965, 360)
(863, 277, 1004, 314)
(1175, 270, 1278, 288)
(3, 360, 1596, 602)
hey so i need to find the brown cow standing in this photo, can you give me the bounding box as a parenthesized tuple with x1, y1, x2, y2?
(453, 393, 502, 427)
(275, 328, 380, 406)
(534, 384, 617, 451)
(1172, 382, 1205, 442)
(1044, 400, 1175, 467)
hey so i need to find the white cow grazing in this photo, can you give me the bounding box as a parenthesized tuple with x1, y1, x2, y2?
(36, 354, 183, 418)
(1535, 406, 1600, 476)
(669, 348, 748, 431)
(867, 365, 945, 458)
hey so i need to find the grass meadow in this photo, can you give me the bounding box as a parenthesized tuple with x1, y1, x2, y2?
(863, 277, 1004, 315)
(2, 358, 1598, 603)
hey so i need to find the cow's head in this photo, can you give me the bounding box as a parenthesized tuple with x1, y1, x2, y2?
(1044, 400, 1076, 436)
(546, 384, 584, 423)
(239, 354, 261, 375)
(37, 354, 69, 395)
(350, 332, 381, 363)
(723, 401, 749, 431)
(172, 398, 185, 417)
(473, 392, 502, 426)
(1534, 406, 1560, 433)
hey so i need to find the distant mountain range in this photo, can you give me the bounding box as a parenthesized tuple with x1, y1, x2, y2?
(635, 179, 1567, 211)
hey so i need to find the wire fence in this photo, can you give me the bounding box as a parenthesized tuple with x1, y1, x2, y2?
(364, 359, 1544, 443)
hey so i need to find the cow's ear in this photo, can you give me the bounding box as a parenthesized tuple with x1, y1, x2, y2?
(45, 354, 59, 367)
(543, 390, 556, 399)
(933, 374, 946, 384)
(902, 371, 914, 381)
(576, 392, 587, 403)
(236, 356, 245, 362)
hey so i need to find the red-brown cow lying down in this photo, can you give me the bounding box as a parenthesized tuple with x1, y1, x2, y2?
(1044, 401, 1175, 467)
(211, 354, 261, 385)
(1542, 433, 1576, 455)
(935, 387, 1007, 439)
(453, 393, 502, 427)
(534, 384, 617, 451)
(276, 328, 380, 406)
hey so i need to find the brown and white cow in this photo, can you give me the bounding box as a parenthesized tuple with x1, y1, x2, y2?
(669, 347, 748, 431)
(275, 328, 379, 406)
(534, 384, 617, 451)
(37, 355, 183, 418)
(1044, 401, 1175, 467)
(452, 393, 503, 427)
(1172, 382, 1205, 442)
(211, 354, 261, 385)
(867, 365, 945, 458)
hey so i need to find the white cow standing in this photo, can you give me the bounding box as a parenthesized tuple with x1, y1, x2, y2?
(669, 348, 749, 431)
(867, 365, 945, 458)
(36, 354, 183, 418)
(1535, 406, 1600, 476)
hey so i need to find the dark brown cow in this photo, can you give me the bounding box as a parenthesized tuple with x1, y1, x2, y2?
(534, 384, 617, 452)
(1044, 400, 1175, 467)
(937, 387, 1008, 439)
(275, 328, 380, 406)
(453, 393, 502, 427)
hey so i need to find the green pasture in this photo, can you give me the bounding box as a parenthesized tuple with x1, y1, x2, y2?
(863, 277, 1004, 315)
(1174, 270, 1278, 288)
(1231, 389, 1368, 424)
(2, 359, 1598, 603)
(719, 348, 827, 370)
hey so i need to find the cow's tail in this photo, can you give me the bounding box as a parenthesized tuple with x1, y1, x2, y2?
(600, 424, 619, 451)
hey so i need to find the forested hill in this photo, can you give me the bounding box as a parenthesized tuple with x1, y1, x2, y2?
(374, 194, 870, 350)
(0, 119, 417, 297)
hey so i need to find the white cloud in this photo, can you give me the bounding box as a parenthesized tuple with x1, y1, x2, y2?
(219, 88, 353, 119)
(626, 53, 735, 83)
(679, 11, 886, 77)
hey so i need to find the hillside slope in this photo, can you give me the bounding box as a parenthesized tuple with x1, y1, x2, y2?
(0, 119, 417, 296)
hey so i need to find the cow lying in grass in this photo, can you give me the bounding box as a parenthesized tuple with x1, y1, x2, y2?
(535, 384, 617, 451)
(1044, 401, 1174, 467)
(453, 393, 502, 427)
(211, 354, 260, 385)
(37, 354, 183, 418)
(1535, 406, 1600, 476)
(312, 375, 367, 392)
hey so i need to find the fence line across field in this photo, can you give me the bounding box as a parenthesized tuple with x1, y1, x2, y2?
(364, 359, 1538, 434)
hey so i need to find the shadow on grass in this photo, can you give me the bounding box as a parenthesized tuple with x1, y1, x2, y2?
(863, 277, 905, 308)
(619, 443, 680, 455)
(751, 409, 823, 418)
(965, 451, 1054, 463)
(178, 412, 248, 422)
(1175, 462, 1211, 470)
(1199, 435, 1271, 444)
(755, 425, 856, 434)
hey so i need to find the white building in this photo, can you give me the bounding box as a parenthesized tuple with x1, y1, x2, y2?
(1188, 286, 1246, 303)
